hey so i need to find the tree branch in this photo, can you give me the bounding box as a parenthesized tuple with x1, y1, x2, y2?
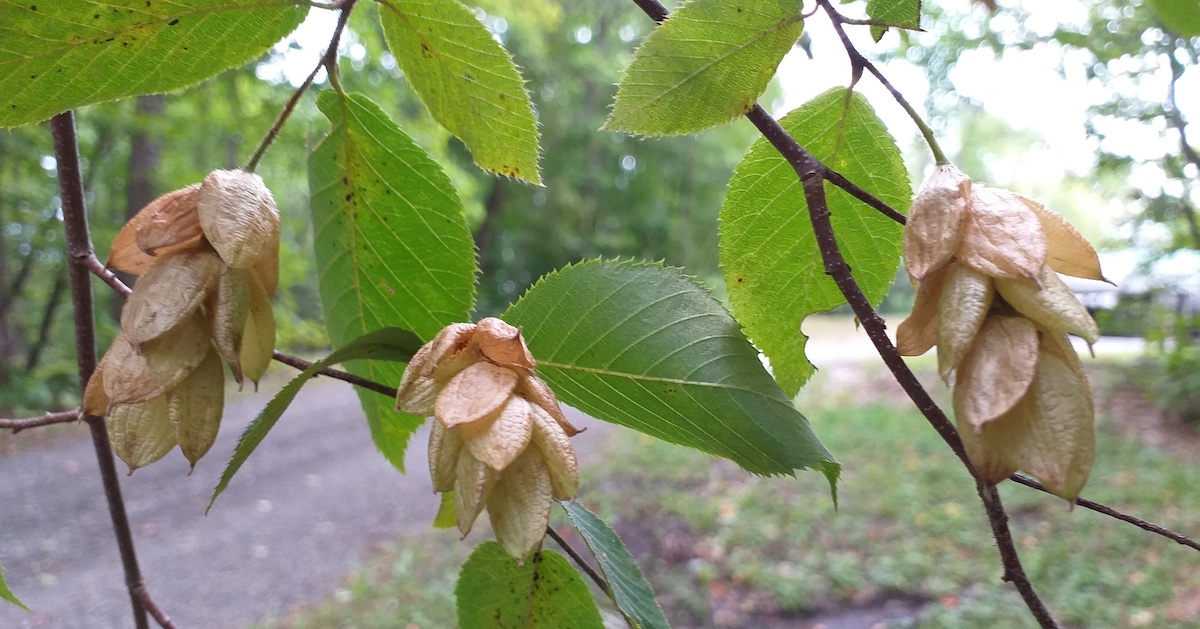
(0, 409, 80, 433)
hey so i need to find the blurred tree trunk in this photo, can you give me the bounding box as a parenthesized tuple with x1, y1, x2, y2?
(25, 265, 66, 371)
(0, 138, 12, 389)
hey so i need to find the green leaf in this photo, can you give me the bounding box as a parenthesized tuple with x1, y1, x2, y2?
(563, 502, 670, 629)
(603, 0, 803, 136)
(1149, 0, 1200, 37)
(310, 90, 477, 470)
(378, 0, 541, 183)
(0, 558, 27, 611)
(720, 88, 910, 397)
(866, 0, 922, 41)
(505, 260, 838, 485)
(0, 0, 307, 128)
(456, 543, 604, 629)
(207, 327, 423, 512)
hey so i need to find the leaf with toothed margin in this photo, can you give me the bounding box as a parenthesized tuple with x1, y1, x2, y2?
(867, 0, 923, 41)
(455, 543, 604, 629)
(504, 259, 839, 494)
(207, 327, 423, 513)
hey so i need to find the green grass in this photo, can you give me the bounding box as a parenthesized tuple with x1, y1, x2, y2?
(264, 365, 1200, 629)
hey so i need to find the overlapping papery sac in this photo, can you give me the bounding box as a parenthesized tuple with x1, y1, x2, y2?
(896, 164, 1103, 501)
(84, 170, 279, 474)
(396, 318, 582, 559)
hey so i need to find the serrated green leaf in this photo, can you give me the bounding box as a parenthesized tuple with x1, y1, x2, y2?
(0, 0, 307, 128)
(1149, 0, 1200, 36)
(563, 502, 670, 629)
(603, 0, 803, 136)
(0, 558, 27, 611)
(456, 543, 604, 629)
(378, 0, 541, 183)
(720, 88, 910, 397)
(505, 260, 838, 486)
(208, 327, 423, 512)
(867, 0, 922, 41)
(310, 90, 477, 471)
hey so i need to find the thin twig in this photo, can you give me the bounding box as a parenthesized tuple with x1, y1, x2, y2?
(271, 351, 399, 398)
(52, 111, 152, 629)
(90, 254, 132, 296)
(1, 409, 80, 433)
(132, 583, 177, 629)
(822, 167, 907, 224)
(243, 0, 357, 172)
(546, 526, 610, 594)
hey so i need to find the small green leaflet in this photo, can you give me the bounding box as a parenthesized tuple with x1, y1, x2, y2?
(563, 502, 670, 629)
(310, 90, 477, 471)
(0, 558, 27, 611)
(866, 0, 922, 41)
(603, 0, 803, 136)
(720, 88, 910, 397)
(456, 543, 604, 629)
(505, 260, 838, 486)
(378, 0, 541, 183)
(0, 0, 307, 128)
(1149, 0, 1200, 37)
(208, 327, 422, 512)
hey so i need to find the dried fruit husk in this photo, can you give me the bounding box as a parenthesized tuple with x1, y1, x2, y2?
(476, 317, 536, 370)
(252, 237, 280, 298)
(397, 342, 439, 415)
(102, 313, 211, 407)
(953, 316, 1039, 429)
(455, 451, 497, 536)
(429, 419, 464, 493)
(903, 164, 970, 281)
(994, 265, 1100, 344)
(239, 271, 276, 386)
(957, 186, 1047, 280)
(135, 184, 204, 257)
(169, 347, 225, 470)
(896, 265, 948, 357)
(517, 374, 582, 436)
(463, 396, 533, 471)
(487, 448, 553, 558)
(1020, 197, 1105, 282)
(121, 249, 222, 347)
(435, 362, 519, 428)
(529, 402, 580, 501)
(937, 263, 994, 383)
(197, 169, 280, 269)
(208, 266, 251, 386)
(82, 365, 110, 416)
(107, 185, 204, 274)
(108, 396, 176, 474)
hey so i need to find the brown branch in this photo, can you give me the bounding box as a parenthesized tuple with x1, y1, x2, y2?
(90, 254, 133, 296)
(0, 409, 80, 433)
(545, 526, 611, 595)
(271, 350, 398, 398)
(52, 112, 153, 629)
(822, 167, 907, 224)
(132, 583, 177, 629)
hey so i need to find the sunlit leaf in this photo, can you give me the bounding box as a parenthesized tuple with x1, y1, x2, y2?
(310, 90, 477, 470)
(604, 0, 803, 136)
(1148, 0, 1200, 37)
(455, 543, 604, 629)
(720, 88, 910, 396)
(867, 0, 922, 41)
(0, 0, 307, 127)
(505, 260, 838, 486)
(379, 0, 541, 183)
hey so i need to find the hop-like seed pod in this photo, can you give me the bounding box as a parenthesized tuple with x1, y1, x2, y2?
(197, 169, 280, 269)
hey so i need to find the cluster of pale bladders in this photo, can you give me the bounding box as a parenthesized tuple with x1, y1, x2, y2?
(897, 164, 1104, 501)
(395, 318, 582, 559)
(84, 170, 279, 473)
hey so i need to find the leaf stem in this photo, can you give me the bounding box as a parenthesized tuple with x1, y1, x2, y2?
(243, 0, 357, 173)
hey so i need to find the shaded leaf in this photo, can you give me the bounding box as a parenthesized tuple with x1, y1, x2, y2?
(720, 88, 910, 396)
(0, 558, 28, 611)
(867, 0, 922, 41)
(456, 543, 604, 629)
(1149, 0, 1200, 36)
(379, 0, 541, 183)
(604, 0, 802, 136)
(0, 1, 307, 127)
(564, 502, 671, 629)
(505, 260, 839, 486)
(310, 90, 477, 471)
(208, 327, 423, 512)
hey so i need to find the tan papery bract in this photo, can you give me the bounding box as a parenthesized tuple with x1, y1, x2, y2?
(428, 419, 464, 493)
(239, 272, 276, 386)
(529, 403, 580, 501)
(953, 316, 1039, 429)
(108, 396, 176, 474)
(107, 185, 204, 274)
(435, 362, 519, 428)
(121, 250, 221, 346)
(252, 237, 281, 297)
(464, 396, 533, 471)
(896, 265, 947, 357)
(903, 164, 970, 281)
(197, 169, 280, 269)
(396, 342, 438, 415)
(455, 452, 497, 536)
(957, 186, 1047, 280)
(136, 184, 204, 257)
(1020, 197, 1106, 282)
(956, 412, 1019, 485)
(169, 348, 226, 470)
(936, 263, 994, 382)
(209, 266, 251, 386)
(103, 314, 210, 406)
(518, 374, 582, 436)
(487, 449, 553, 559)
(995, 265, 1100, 344)
(82, 365, 110, 416)
(476, 317, 536, 370)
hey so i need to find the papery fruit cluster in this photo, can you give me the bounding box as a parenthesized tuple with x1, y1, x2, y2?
(897, 164, 1103, 501)
(85, 170, 279, 473)
(396, 318, 581, 559)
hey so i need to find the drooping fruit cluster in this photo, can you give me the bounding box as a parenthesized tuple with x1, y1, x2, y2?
(897, 164, 1103, 501)
(396, 318, 581, 559)
(85, 170, 279, 473)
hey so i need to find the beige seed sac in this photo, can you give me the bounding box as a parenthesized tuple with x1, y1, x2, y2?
(995, 265, 1100, 344)
(903, 164, 971, 281)
(108, 185, 204, 274)
(896, 265, 947, 357)
(487, 448, 554, 559)
(1020, 197, 1106, 282)
(428, 419, 464, 493)
(208, 266, 251, 386)
(957, 186, 1047, 280)
(517, 374, 582, 436)
(108, 396, 176, 474)
(121, 249, 222, 347)
(936, 263, 994, 383)
(239, 271, 276, 386)
(169, 347, 226, 470)
(529, 402, 580, 501)
(103, 313, 211, 407)
(135, 184, 205, 257)
(454, 451, 498, 536)
(197, 169, 280, 269)
(953, 316, 1039, 429)
(464, 396, 533, 471)
(475, 317, 536, 370)
(435, 362, 519, 428)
